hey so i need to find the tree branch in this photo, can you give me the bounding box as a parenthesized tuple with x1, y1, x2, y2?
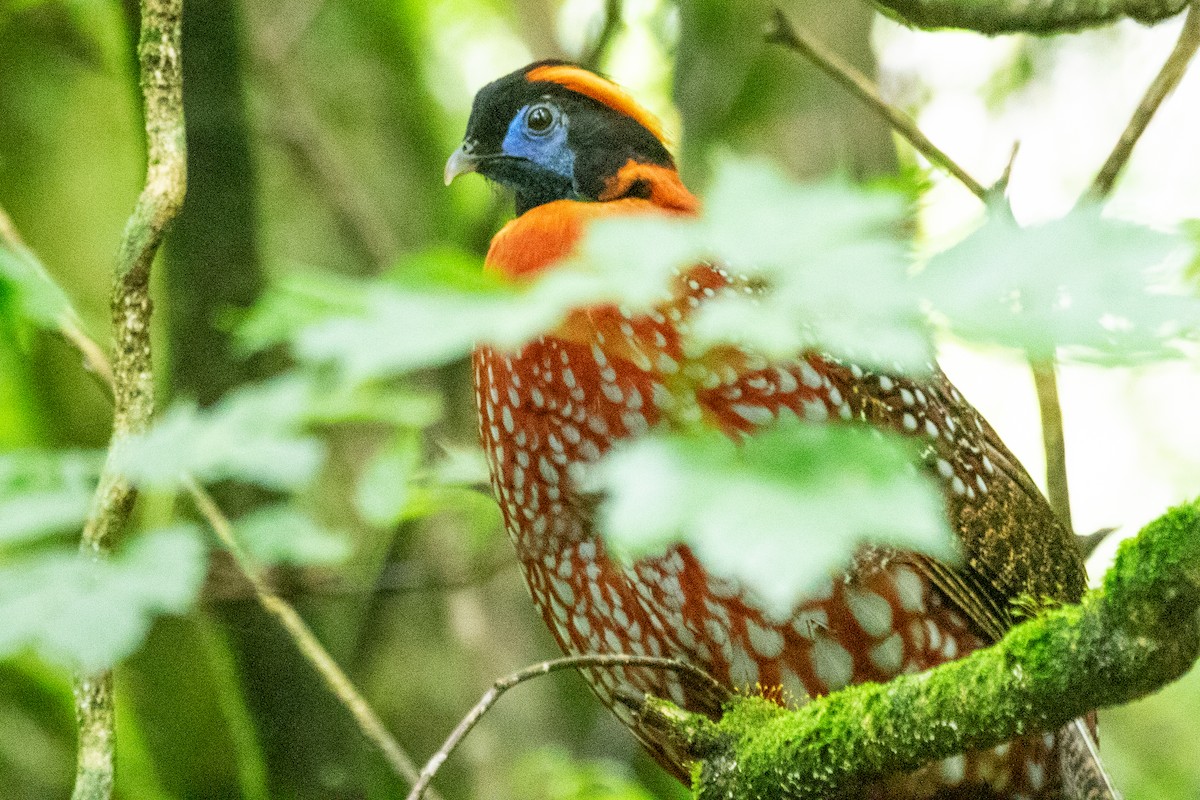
(872, 0, 1189, 34)
(406, 654, 726, 800)
(766, 8, 990, 202)
(627, 502, 1200, 799)
(1089, 1, 1200, 198)
(73, 0, 187, 796)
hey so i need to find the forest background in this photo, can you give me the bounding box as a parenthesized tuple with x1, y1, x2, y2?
(2, 0, 1200, 797)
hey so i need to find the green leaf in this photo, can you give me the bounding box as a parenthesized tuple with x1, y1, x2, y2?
(0, 526, 208, 671)
(234, 505, 351, 566)
(693, 159, 931, 370)
(233, 269, 372, 355)
(922, 207, 1199, 363)
(355, 436, 420, 527)
(0, 242, 75, 328)
(0, 450, 102, 546)
(114, 377, 325, 491)
(590, 420, 953, 618)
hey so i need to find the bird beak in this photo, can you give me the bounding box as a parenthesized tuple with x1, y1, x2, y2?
(444, 143, 480, 186)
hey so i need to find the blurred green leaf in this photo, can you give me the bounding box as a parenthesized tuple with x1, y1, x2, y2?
(922, 207, 1199, 363)
(590, 420, 953, 618)
(0, 242, 73, 329)
(233, 270, 371, 356)
(355, 435, 420, 527)
(428, 443, 491, 487)
(0, 526, 207, 671)
(507, 746, 657, 800)
(306, 383, 444, 429)
(114, 377, 325, 491)
(0, 450, 101, 547)
(234, 505, 351, 567)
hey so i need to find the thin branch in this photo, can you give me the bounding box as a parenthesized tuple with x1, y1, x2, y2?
(185, 478, 437, 798)
(765, 8, 989, 202)
(1031, 360, 1072, 531)
(73, 0, 187, 795)
(405, 654, 725, 800)
(1090, 1, 1200, 198)
(580, 0, 623, 71)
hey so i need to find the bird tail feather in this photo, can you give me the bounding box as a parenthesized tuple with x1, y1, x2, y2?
(1058, 717, 1121, 800)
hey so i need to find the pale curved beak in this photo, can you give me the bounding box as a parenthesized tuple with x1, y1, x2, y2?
(444, 143, 480, 186)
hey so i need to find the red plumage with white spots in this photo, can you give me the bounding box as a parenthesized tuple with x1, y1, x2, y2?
(446, 61, 1116, 799)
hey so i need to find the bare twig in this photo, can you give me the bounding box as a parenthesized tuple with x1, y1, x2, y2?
(765, 8, 989, 202)
(580, 0, 623, 71)
(1090, 1, 1200, 197)
(405, 654, 724, 800)
(72, 0, 187, 796)
(1032, 360, 1072, 531)
(186, 479, 436, 797)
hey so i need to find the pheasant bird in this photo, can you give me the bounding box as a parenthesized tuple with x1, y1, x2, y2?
(445, 61, 1117, 799)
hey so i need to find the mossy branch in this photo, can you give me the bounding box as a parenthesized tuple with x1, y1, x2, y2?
(624, 502, 1200, 799)
(872, 0, 1189, 34)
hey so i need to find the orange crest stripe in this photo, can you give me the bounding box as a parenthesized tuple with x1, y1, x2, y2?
(526, 64, 668, 144)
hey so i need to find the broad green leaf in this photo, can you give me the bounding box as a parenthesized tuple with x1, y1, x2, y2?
(590, 421, 953, 618)
(234, 505, 350, 567)
(922, 207, 1199, 362)
(690, 160, 932, 370)
(0, 526, 207, 671)
(114, 376, 325, 491)
(0, 450, 102, 546)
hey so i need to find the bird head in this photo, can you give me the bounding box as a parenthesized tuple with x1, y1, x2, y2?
(445, 61, 675, 214)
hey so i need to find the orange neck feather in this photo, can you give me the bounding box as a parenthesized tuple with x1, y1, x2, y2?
(485, 163, 698, 280)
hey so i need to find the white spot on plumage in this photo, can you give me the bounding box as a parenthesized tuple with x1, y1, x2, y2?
(812, 636, 854, 691)
(733, 404, 774, 425)
(746, 619, 784, 659)
(869, 632, 904, 673)
(845, 587, 893, 638)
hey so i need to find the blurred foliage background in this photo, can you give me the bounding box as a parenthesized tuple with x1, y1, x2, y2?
(1, 0, 1199, 797)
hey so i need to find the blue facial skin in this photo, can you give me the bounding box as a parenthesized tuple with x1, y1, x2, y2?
(497, 102, 578, 211)
(502, 102, 575, 179)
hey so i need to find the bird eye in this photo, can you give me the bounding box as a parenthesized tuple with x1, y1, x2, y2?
(525, 104, 556, 135)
